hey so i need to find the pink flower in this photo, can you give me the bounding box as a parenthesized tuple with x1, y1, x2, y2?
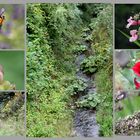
(129, 30, 138, 42)
(126, 16, 138, 28)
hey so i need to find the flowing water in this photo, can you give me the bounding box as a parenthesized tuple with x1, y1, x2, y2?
(73, 39, 99, 137)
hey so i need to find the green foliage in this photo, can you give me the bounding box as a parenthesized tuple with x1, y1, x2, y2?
(88, 6, 113, 134)
(73, 45, 87, 54)
(81, 55, 106, 74)
(76, 93, 103, 108)
(40, 4, 82, 49)
(78, 4, 108, 24)
(95, 70, 113, 137)
(80, 4, 113, 75)
(26, 3, 81, 137)
(66, 78, 87, 96)
(89, 4, 113, 42)
(0, 51, 24, 90)
(120, 69, 135, 88)
(27, 4, 46, 43)
(26, 3, 113, 137)
(27, 40, 73, 137)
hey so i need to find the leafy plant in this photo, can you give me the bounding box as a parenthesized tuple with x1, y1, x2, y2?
(73, 45, 87, 54)
(76, 92, 103, 108)
(81, 55, 106, 74)
(95, 70, 113, 137)
(66, 78, 88, 96)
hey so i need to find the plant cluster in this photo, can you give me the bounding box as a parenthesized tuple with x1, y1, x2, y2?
(66, 78, 87, 96)
(81, 55, 107, 74)
(76, 93, 103, 108)
(88, 4, 113, 136)
(80, 5, 113, 75)
(26, 4, 83, 137)
(73, 44, 87, 54)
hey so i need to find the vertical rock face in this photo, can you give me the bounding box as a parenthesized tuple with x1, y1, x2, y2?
(115, 112, 140, 136)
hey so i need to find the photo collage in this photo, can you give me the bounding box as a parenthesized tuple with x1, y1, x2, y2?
(0, 1, 140, 139)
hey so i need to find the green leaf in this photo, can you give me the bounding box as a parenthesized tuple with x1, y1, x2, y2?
(120, 69, 135, 86)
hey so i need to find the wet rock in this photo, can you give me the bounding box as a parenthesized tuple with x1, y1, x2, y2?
(74, 109, 99, 137)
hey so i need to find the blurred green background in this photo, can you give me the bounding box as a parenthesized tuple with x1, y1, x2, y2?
(0, 51, 24, 90)
(115, 93, 140, 120)
(0, 4, 24, 49)
(115, 4, 140, 49)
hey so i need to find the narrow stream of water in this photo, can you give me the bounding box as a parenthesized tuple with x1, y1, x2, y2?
(73, 35, 100, 137)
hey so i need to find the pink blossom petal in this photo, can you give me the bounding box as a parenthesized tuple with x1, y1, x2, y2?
(127, 16, 133, 22)
(130, 30, 138, 36)
(126, 23, 132, 28)
(129, 34, 138, 42)
(126, 16, 138, 28)
(129, 30, 138, 42)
